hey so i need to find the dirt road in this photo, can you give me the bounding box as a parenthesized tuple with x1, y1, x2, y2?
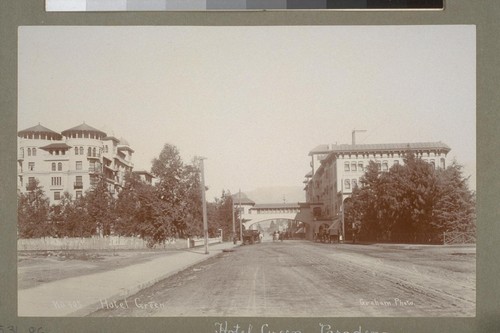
(89, 240, 475, 317)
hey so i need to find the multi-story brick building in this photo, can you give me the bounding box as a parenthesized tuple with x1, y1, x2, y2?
(17, 123, 134, 204)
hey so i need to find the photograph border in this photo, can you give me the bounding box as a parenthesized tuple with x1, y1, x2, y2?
(1, 0, 498, 332)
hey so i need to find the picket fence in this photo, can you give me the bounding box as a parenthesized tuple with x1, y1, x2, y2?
(17, 236, 221, 251)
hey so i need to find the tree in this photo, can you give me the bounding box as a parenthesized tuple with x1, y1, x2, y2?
(17, 179, 52, 238)
(82, 173, 115, 236)
(150, 143, 186, 240)
(346, 151, 476, 244)
(210, 190, 234, 241)
(51, 192, 94, 237)
(433, 161, 476, 234)
(181, 160, 204, 238)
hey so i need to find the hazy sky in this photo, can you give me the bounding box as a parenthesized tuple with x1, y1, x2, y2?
(18, 25, 476, 201)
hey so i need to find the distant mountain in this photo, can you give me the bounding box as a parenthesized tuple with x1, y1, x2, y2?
(243, 186, 305, 204)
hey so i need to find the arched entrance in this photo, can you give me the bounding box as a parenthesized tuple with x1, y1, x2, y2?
(244, 218, 311, 241)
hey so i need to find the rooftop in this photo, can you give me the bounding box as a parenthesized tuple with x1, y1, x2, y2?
(310, 142, 451, 156)
(252, 203, 300, 209)
(61, 123, 106, 137)
(18, 124, 62, 140)
(39, 143, 72, 150)
(231, 193, 256, 205)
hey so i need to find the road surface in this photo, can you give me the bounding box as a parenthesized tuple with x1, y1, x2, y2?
(89, 240, 475, 317)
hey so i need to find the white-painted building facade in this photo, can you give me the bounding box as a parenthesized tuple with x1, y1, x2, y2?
(18, 123, 134, 204)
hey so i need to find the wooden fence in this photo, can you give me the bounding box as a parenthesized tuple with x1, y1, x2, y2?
(17, 236, 223, 251)
(443, 231, 476, 245)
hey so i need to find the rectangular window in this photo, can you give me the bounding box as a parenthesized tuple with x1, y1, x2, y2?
(351, 162, 357, 171)
(394, 160, 399, 166)
(51, 177, 62, 186)
(28, 162, 35, 171)
(76, 161, 82, 170)
(344, 179, 351, 190)
(54, 192, 61, 200)
(352, 179, 358, 188)
(344, 162, 350, 172)
(358, 162, 363, 171)
(76, 191, 82, 199)
(382, 161, 388, 171)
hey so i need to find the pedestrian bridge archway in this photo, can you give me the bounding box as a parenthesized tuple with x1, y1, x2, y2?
(239, 203, 340, 241)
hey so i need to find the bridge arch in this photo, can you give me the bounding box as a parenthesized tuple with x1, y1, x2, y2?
(243, 218, 311, 241)
(237, 203, 340, 241)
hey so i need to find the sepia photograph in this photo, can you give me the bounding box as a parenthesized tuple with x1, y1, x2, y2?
(16, 25, 476, 318)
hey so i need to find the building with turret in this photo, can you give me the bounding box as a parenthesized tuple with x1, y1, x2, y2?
(17, 123, 134, 204)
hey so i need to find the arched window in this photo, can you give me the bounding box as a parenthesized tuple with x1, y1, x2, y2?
(75, 147, 78, 155)
(440, 158, 446, 169)
(88, 147, 92, 156)
(58, 162, 62, 171)
(79, 147, 83, 155)
(27, 148, 31, 156)
(93, 147, 96, 157)
(52, 163, 56, 171)
(32, 148, 36, 156)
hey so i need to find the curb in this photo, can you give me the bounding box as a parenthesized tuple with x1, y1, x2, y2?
(67, 243, 236, 317)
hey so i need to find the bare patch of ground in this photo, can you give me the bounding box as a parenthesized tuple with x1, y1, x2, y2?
(18, 249, 175, 289)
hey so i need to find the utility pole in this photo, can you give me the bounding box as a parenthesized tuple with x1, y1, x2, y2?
(239, 189, 242, 242)
(352, 129, 367, 145)
(231, 193, 235, 242)
(199, 157, 209, 254)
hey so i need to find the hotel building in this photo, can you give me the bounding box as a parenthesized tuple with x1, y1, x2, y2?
(304, 141, 451, 231)
(17, 123, 134, 204)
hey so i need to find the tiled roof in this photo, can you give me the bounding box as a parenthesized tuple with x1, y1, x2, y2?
(231, 193, 255, 205)
(18, 124, 62, 139)
(61, 123, 106, 137)
(39, 143, 72, 150)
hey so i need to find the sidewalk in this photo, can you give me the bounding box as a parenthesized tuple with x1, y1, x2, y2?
(18, 241, 238, 317)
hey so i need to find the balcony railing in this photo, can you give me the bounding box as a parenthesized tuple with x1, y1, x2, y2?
(74, 181, 83, 189)
(89, 166, 102, 173)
